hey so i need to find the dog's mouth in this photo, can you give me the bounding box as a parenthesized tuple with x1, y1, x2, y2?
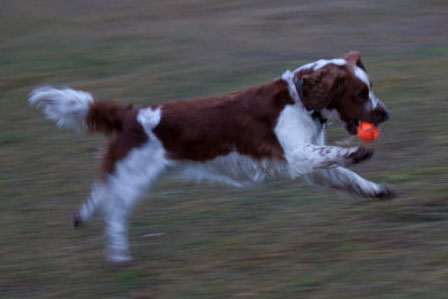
(344, 119, 359, 135)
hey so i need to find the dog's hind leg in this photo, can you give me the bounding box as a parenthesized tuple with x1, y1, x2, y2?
(101, 139, 168, 263)
(73, 134, 169, 263)
(104, 168, 167, 262)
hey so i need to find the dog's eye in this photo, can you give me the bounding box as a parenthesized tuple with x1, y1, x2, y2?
(359, 88, 369, 99)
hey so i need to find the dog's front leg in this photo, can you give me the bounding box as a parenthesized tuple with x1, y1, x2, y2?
(305, 166, 396, 199)
(286, 144, 374, 176)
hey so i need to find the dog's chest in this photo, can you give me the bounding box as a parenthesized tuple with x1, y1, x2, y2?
(275, 103, 325, 150)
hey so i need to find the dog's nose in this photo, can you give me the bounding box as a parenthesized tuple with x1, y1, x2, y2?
(370, 106, 390, 124)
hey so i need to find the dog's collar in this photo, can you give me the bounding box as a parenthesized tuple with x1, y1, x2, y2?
(293, 77, 312, 111)
(293, 77, 327, 125)
(294, 78, 305, 102)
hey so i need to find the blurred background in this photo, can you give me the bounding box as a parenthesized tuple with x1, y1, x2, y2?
(1, 0, 447, 298)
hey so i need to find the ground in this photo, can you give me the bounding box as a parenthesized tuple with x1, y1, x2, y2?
(1, 0, 448, 298)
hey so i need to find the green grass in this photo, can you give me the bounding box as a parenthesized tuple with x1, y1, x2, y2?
(1, 0, 448, 298)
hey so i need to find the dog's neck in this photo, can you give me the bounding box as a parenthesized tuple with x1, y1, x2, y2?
(281, 69, 327, 125)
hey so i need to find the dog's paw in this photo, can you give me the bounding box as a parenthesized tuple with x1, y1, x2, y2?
(347, 146, 374, 165)
(374, 184, 397, 200)
(72, 211, 82, 228)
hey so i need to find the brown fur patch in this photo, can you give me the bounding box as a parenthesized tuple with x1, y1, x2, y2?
(152, 79, 294, 162)
(299, 64, 346, 111)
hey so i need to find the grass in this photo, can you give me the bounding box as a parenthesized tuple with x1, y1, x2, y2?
(1, 0, 448, 298)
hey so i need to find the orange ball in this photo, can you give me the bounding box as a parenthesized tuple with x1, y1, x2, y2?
(357, 122, 379, 142)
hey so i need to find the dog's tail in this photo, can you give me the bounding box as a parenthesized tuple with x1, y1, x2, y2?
(29, 86, 130, 135)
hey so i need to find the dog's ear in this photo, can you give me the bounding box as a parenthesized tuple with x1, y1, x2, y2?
(344, 51, 366, 70)
(301, 67, 345, 111)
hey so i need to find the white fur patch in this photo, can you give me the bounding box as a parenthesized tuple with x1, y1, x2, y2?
(282, 59, 347, 103)
(353, 66, 381, 111)
(354, 66, 370, 86)
(313, 58, 346, 70)
(355, 66, 380, 111)
(281, 69, 301, 102)
(274, 103, 327, 175)
(176, 152, 287, 187)
(295, 58, 346, 73)
(367, 92, 379, 110)
(137, 106, 161, 130)
(29, 86, 93, 131)
(275, 103, 321, 146)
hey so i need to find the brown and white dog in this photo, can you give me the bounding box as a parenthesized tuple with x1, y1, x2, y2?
(29, 51, 396, 263)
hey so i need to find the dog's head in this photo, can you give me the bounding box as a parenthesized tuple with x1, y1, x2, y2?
(295, 51, 390, 135)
